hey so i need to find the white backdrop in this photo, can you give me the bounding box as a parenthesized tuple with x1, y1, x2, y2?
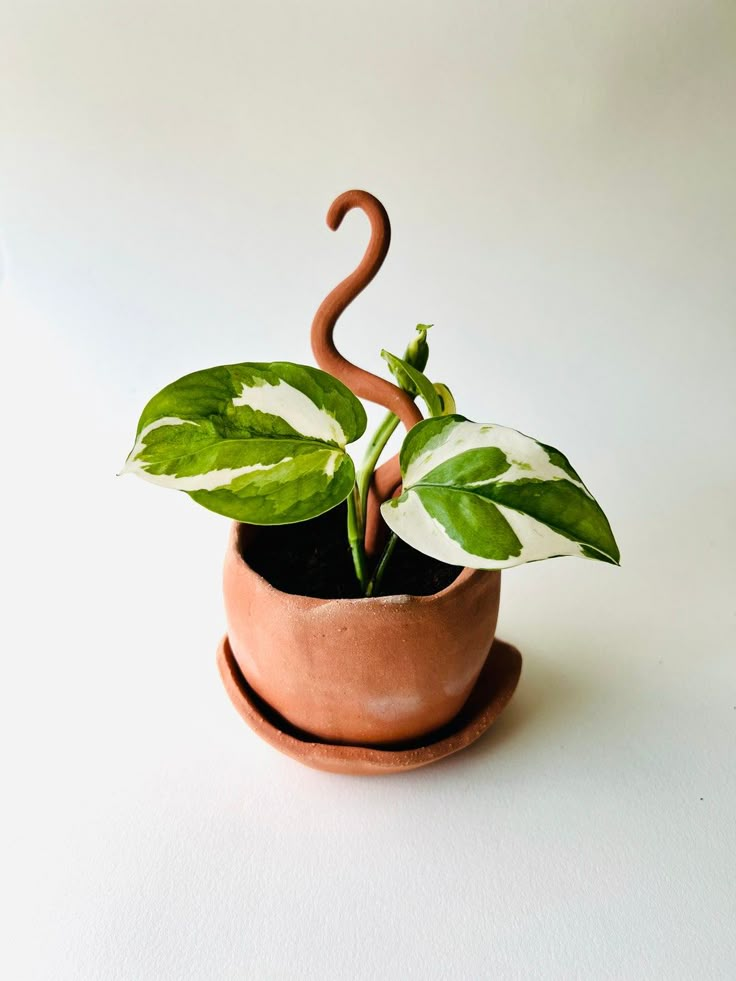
(2, 2, 735, 978)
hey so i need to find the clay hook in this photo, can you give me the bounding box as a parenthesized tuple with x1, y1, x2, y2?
(310, 190, 423, 433)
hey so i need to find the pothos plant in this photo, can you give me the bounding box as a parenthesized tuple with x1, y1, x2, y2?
(123, 191, 619, 597)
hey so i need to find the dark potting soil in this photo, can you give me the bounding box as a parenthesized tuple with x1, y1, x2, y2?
(242, 503, 462, 600)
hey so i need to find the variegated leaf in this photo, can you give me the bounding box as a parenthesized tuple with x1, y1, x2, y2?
(381, 349, 443, 417)
(381, 415, 619, 569)
(433, 382, 456, 415)
(123, 362, 366, 524)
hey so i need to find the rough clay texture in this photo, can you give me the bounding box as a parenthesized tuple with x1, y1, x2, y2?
(309, 189, 421, 556)
(223, 522, 503, 746)
(217, 633, 522, 774)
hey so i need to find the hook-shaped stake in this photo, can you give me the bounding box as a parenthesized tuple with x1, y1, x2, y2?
(311, 190, 423, 433)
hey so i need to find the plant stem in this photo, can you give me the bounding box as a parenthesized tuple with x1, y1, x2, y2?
(365, 533, 398, 597)
(346, 485, 368, 591)
(356, 410, 400, 527)
(355, 409, 406, 596)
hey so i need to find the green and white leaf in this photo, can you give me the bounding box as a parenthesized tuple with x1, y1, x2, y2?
(122, 362, 367, 524)
(382, 415, 620, 569)
(381, 349, 443, 417)
(433, 382, 456, 415)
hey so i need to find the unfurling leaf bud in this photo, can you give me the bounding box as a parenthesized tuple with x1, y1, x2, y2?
(404, 324, 432, 373)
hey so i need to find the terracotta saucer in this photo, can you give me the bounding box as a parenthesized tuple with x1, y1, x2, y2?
(217, 635, 522, 775)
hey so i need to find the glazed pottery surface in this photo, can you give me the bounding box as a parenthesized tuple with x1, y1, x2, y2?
(223, 523, 502, 745)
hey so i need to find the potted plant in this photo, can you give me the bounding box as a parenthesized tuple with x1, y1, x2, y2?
(123, 190, 619, 774)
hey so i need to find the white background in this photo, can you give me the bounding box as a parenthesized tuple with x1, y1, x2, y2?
(2, 2, 735, 978)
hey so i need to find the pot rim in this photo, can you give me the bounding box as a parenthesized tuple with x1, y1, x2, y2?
(228, 521, 498, 609)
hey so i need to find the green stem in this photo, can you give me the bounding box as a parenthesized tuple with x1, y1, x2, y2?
(346, 485, 368, 591)
(356, 410, 400, 527)
(365, 533, 398, 597)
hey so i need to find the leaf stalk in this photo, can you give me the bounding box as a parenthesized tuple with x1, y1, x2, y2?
(365, 533, 398, 597)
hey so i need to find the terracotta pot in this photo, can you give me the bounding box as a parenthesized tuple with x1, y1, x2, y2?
(223, 523, 502, 746)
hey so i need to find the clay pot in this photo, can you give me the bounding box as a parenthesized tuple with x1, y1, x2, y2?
(223, 523, 502, 746)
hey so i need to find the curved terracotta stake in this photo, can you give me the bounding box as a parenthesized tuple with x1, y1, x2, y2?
(365, 456, 402, 556)
(311, 191, 423, 431)
(311, 190, 422, 554)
